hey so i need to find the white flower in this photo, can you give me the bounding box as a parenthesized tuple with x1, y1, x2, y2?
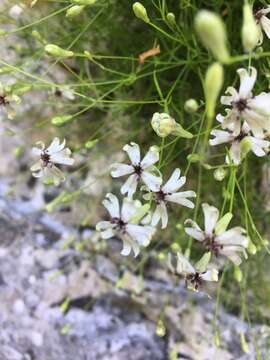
(30, 137, 74, 185)
(255, 7, 270, 44)
(9, 4, 25, 20)
(169, 252, 218, 292)
(0, 83, 21, 120)
(52, 86, 75, 101)
(210, 122, 270, 164)
(184, 203, 249, 265)
(96, 193, 155, 257)
(110, 142, 162, 198)
(217, 67, 270, 138)
(144, 168, 196, 229)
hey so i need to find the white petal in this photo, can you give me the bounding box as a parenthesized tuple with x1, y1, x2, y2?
(201, 269, 219, 282)
(249, 92, 270, 116)
(176, 253, 195, 275)
(141, 171, 162, 192)
(102, 193, 120, 218)
(249, 136, 270, 157)
(123, 142, 141, 165)
(110, 163, 134, 178)
(50, 152, 74, 166)
(162, 168, 186, 193)
(261, 15, 270, 38)
(202, 203, 219, 236)
(165, 191, 196, 208)
(141, 146, 159, 168)
(184, 219, 204, 241)
(151, 204, 162, 227)
(100, 228, 115, 239)
(121, 198, 137, 222)
(47, 138, 66, 154)
(46, 166, 65, 185)
(152, 202, 168, 229)
(216, 227, 248, 247)
(30, 161, 42, 172)
(227, 142, 241, 165)
(121, 236, 140, 257)
(209, 129, 234, 146)
(220, 246, 247, 265)
(126, 224, 155, 247)
(220, 86, 239, 105)
(120, 173, 139, 198)
(96, 221, 112, 231)
(237, 67, 257, 99)
(32, 147, 43, 156)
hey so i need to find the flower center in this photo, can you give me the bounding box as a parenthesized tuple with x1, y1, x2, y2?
(133, 164, 143, 176)
(234, 98, 248, 112)
(187, 272, 203, 291)
(203, 235, 224, 256)
(155, 190, 166, 203)
(235, 131, 247, 142)
(40, 152, 51, 167)
(111, 217, 127, 232)
(0, 95, 8, 106)
(254, 10, 263, 22)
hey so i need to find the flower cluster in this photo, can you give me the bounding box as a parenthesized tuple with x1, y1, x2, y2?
(210, 67, 270, 164)
(96, 142, 196, 257)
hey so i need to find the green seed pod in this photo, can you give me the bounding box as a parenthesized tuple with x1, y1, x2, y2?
(204, 62, 224, 120)
(195, 10, 230, 64)
(85, 139, 99, 149)
(233, 266, 243, 283)
(184, 98, 199, 113)
(242, 3, 260, 53)
(66, 5, 85, 18)
(45, 44, 74, 58)
(132, 2, 150, 23)
(247, 241, 257, 255)
(187, 153, 201, 163)
(51, 115, 73, 126)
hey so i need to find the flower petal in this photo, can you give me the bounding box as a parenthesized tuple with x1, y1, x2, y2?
(123, 142, 140, 165)
(184, 219, 204, 241)
(110, 163, 134, 178)
(126, 224, 155, 247)
(237, 67, 257, 99)
(162, 168, 186, 193)
(141, 146, 159, 168)
(202, 203, 219, 236)
(102, 193, 120, 218)
(261, 15, 270, 38)
(165, 192, 196, 208)
(141, 171, 162, 192)
(120, 173, 139, 198)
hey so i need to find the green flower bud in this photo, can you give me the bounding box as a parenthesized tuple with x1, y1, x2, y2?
(213, 167, 227, 181)
(51, 115, 73, 126)
(204, 62, 224, 120)
(171, 242, 181, 253)
(72, 0, 97, 4)
(66, 5, 85, 18)
(195, 10, 230, 64)
(242, 3, 260, 53)
(132, 2, 150, 23)
(184, 98, 199, 113)
(187, 153, 201, 163)
(248, 240, 257, 255)
(215, 212, 233, 235)
(151, 112, 193, 138)
(233, 266, 243, 283)
(167, 12, 176, 26)
(32, 30, 44, 43)
(85, 139, 99, 149)
(45, 44, 74, 58)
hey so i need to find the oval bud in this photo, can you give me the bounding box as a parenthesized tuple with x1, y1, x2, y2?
(242, 3, 260, 53)
(132, 2, 150, 23)
(213, 167, 227, 181)
(204, 62, 224, 120)
(85, 139, 98, 149)
(187, 153, 201, 163)
(51, 115, 73, 126)
(248, 241, 257, 255)
(240, 137, 252, 159)
(234, 266, 243, 283)
(66, 5, 85, 18)
(156, 319, 166, 337)
(167, 12, 176, 26)
(45, 44, 74, 58)
(151, 112, 176, 137)
(184, 98, 199, 113)
(195, 10, 230, 63)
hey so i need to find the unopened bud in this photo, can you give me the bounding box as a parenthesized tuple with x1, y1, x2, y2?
(240, 137, 252, 159)
(214, 167, 227, 181)
(248, 241, 257, 255)
(156, 319, 166, 337)
(204, 62, 224, 120)
(45, 44, 74, 58)
(51, 115, 73, 126)
(133, 2, 150, 23)
(187, 153, 201, 163)
(72, 0, 97, 4)
(32, 30, 44, 43)
(151, 112, 193, 138)
(167, 12, 176, 26)
(66, 5, 85, 18)
(195, 10, 230, 64)
(242, 3, 260, 53)
(184, 98, 199, 113)
(234, 266, 243, 283)
(85, 139, 98, 149)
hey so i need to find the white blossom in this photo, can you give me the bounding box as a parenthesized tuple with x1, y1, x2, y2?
(168, 252, 218, 292)
(30, 137, 74, 185)
(217, 67, 270, 138)
(210, 122, 270, 164)
(52, 86, 75, 101)
(96, 193, 155, 257)
(144, 168, 196, 229)
(255, 7, 270, 44)
(110, 142, 162, 198)
(0, 83, 21, 120)
(184, 203, 249, 265)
